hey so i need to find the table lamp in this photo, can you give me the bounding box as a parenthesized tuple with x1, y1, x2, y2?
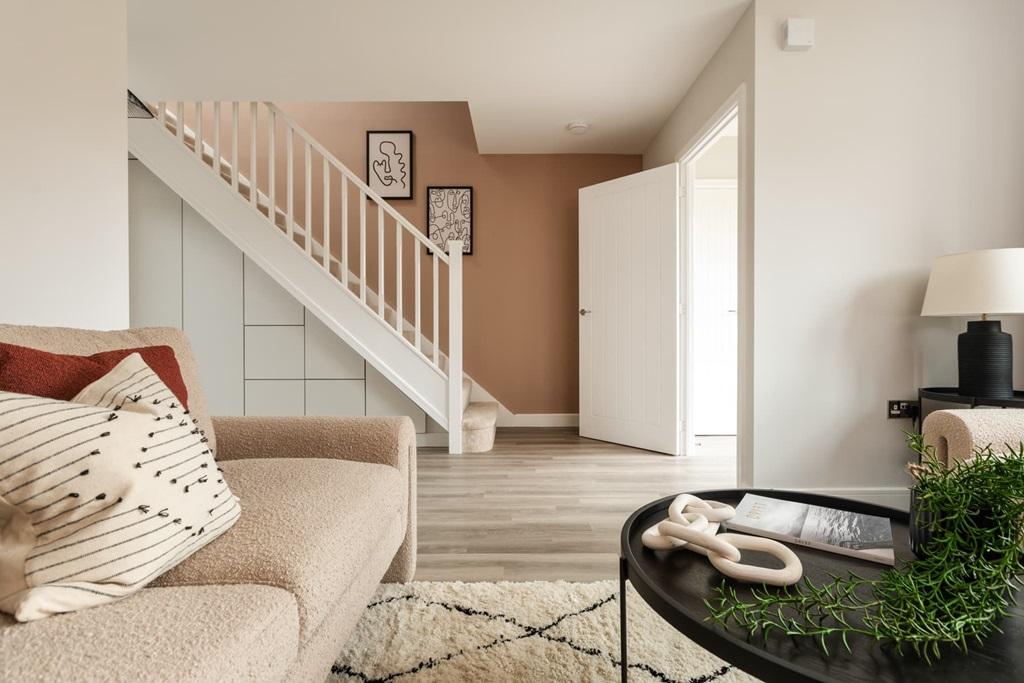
(921, 248, 1024, 398)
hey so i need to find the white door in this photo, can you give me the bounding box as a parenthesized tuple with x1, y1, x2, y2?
(579, 164, 680, 455)
(691, 183, 738, 435)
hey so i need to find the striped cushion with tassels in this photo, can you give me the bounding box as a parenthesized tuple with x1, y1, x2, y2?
(0, 353, 239, 621)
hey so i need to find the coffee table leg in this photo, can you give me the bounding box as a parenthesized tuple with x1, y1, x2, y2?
(619, 557, 628, 682)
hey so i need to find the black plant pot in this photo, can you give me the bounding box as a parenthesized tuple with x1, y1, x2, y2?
(908, 486, 933, 558)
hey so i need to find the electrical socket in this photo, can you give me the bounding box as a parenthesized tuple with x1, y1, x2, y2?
(887, 400, 919, 420)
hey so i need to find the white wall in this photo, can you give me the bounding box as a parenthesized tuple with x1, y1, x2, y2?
(0, 1, 129, 329)
(751, 0, 1024, 503)
(643, 4, 754, 168)
(644, 3, 755, 484)
(643, 0, 1024, 506)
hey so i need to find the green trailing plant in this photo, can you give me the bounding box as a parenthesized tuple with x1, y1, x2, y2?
(705, 436, 1024, 662)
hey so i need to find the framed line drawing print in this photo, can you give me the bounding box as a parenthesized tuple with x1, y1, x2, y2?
(366, 130, 413, 199)
(426, 186, 473, 255)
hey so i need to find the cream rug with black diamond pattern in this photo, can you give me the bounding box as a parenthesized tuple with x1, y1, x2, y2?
(329, 580, 760, 683)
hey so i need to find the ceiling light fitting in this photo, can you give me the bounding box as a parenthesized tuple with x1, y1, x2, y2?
(566, 121, 590, 135)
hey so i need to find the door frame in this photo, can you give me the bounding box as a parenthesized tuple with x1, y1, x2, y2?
(674, 84, 751, 488)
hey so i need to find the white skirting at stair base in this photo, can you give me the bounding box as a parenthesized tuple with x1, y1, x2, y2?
(449, 374, 579, 429)
(498, 413, 579, 428)
(416, 433, 449, 448)
(418, 412, 578, 449)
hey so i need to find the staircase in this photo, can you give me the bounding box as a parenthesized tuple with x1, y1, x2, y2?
(127, 99, 497, 453)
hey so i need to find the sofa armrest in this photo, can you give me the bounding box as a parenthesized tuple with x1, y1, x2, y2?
(211, 415, 415, 473)
(211, 415, 418, 582)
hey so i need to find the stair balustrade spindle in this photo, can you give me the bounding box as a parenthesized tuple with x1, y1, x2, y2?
(378, 205, 385, 317)
(341, 175, 349, 289)
(194, 102, 203, 159)
(249, 102, 258, 207)
(323, 157, 331, 272)
(304, 141, 312, 256)
(213, 102, 221, 176)
(231, 102, 239, 190)
(359, 191, 367, 303)
(395, 223, 403, 334)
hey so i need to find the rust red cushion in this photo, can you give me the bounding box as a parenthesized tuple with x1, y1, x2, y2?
(0, 342, 189, 407)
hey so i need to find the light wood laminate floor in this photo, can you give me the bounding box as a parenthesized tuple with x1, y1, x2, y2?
(414, 428, 736, 582)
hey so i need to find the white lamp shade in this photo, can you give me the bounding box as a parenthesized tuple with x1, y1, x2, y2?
(921, 248, 1024, 317)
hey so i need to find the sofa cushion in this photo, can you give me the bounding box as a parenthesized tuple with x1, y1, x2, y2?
(0, 326, 215, 454)
(152, 457, 407, 640)
(0, 584, 299, 682)
(0, 342, 190, 408)
(0, 354, 239, 622)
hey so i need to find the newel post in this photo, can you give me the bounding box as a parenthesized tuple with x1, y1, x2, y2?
(447, 240, 464, 455)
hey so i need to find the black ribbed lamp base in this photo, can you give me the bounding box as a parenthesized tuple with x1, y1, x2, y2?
(958, 319, 1013, 399)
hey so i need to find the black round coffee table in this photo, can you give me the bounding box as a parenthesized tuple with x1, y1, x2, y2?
(619, 489, 1024, 683)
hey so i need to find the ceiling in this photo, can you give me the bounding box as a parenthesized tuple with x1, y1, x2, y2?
(128, 0, 750, 154)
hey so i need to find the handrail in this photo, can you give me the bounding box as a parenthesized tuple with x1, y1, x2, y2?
(262, 102, 446, 262)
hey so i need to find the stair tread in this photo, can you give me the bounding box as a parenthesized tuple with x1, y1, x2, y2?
(463, 401, 498, 431)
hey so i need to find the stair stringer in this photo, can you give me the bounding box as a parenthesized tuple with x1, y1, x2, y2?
(128, 116, 450, 429)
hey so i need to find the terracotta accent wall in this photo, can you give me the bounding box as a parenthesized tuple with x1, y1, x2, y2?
(245, 102, 638, 414)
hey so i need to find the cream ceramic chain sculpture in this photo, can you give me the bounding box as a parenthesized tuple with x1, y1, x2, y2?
(641, 494, 803, 586)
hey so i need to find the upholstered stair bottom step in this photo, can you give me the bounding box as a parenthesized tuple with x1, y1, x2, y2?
(462, 401, 498, 453)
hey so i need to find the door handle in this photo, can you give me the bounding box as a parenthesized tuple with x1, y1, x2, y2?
(579, 308, 592, 316)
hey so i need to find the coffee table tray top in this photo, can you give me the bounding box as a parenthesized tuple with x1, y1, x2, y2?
(619, 488, 1024, 683)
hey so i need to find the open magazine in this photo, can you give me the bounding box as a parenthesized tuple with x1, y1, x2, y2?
(725, 494, 895, 565)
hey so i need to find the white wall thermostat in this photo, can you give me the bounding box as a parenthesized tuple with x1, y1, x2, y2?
(784, 18, 815, 51)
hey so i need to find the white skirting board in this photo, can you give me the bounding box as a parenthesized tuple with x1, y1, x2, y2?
(458, 375, 579, 428)
(416, 414, 580, 448)
(379, 414, 582, 448)
(497, 413, 579, 428)
(417, 432, 449, 448)
(787, 487, 911, 512)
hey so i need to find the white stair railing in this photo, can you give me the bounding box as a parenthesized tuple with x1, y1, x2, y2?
(151, 101, 464, 452)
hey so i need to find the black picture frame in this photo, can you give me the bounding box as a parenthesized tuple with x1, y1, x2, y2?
(366, 130, 414, 200)
(425, 186, 473, 256)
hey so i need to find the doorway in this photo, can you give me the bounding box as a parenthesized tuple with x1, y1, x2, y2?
(577, 88, 749, 485)
(680, 111, 739, 465)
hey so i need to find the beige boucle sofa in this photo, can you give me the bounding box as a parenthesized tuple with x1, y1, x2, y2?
(0, 325, 417, 682)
